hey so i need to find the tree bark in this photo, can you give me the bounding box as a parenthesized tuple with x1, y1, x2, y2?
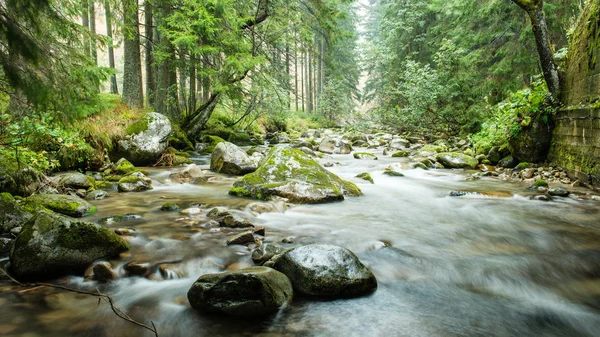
(145, 0, 156, 107)
(89, 1, 97, 65)
(155, 2, 178, 117)
(122, 0, 144, 109)
(307, 44, 313, 114)
(104, 0, 118, 94)
(189, 56, 197, 116)
(294, 33, 298, 112)
(185, 93, 222, 139)
(511, 0, 561, 101)
(81, 0, 90, 57)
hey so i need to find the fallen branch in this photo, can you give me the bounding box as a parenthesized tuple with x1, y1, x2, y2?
(0, 266, 158, 337)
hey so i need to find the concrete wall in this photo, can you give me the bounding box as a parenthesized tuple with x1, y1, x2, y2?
(548, 2, 600, 187)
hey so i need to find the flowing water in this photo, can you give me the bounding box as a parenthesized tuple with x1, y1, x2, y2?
(2, 147, 600, 337)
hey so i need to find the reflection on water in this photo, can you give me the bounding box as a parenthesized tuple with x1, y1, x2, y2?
(1, 149, 600, 337)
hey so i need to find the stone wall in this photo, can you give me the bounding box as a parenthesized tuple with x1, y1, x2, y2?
(549, 2, 600, 187)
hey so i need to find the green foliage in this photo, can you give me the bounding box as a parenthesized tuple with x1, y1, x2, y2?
(472, 81, 557, 155)
(363, 0, 580, 133)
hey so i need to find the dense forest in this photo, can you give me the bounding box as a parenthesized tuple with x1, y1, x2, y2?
(1, 0, 600, 336)
(0, 0, 588, 171)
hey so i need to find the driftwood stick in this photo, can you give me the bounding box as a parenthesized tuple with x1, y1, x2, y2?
(0, 266, 159, 337)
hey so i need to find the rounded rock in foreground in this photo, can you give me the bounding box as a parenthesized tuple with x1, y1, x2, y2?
(273, 244, 377, 298)
(187, 266, 293, 316)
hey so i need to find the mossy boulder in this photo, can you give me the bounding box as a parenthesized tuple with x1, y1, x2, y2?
(391, 150, 410, 158)
(0, 152, 42, 197)
(26, 194, 97, 218)
(436, 152, 478, 169)
(529, 179, 548, 189)
(168, 129, 194, 151)
(187, 266, 293, 316)
(58, 172, 93, 190)
(383, 168, 404, 177)
(160, 202, 179, 211)
(114, 158, 137, 175)
(10, 211, 129, 281)
(273, 244, 377, 298)
(116, 112, 172, 165)
(199, 135, 226, 155)
(508, 118, 554, 163)
(356, 172, 374, 184)
(0, 193, 35, 235)
(514, 162, 531, 171)
(210, 142, 257, 175)
(117, 176, 152, 192)
(353, 152, 378, 160)
(230, 146, 362, 204)
(498, 155, 519, 168)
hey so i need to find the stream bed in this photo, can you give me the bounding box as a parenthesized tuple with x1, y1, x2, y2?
(1, 148, 600, 337)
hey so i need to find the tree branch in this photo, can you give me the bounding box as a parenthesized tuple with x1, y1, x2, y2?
(0, 266, 159, 337)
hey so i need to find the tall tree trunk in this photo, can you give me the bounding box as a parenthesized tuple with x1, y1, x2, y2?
(155, 3, 178, 117)
(144, 0, 156, 107)
(286, 38, 290, 110)
(307, 44, 313, 114)
(186, 93, 222, 139)
(301, 48, 305, 113)
(201, 55, 211, 103)
(511, 0, 561, 101)
(294, 34, 298, 112)
(89, 1, 97, 65)
(189, 57, 196, 117)
(104, 0, 118, 94)
(122, 0, 144, 109)
(317, 37, 322, 105)
(81, 0, 90, 57)
(178, 55, 187, 112)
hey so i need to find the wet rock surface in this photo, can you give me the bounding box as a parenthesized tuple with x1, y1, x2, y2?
(273, 244, 377, 297)
(187, 266, 293, 316)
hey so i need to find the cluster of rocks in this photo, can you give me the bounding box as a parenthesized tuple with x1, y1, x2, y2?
(187, 244, 377, 316)
(0, 193, 129, 281)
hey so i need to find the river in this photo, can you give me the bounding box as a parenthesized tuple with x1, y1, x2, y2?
(1, 146, 600, 337)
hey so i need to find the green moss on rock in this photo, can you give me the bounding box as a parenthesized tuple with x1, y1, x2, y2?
(230, 146, 362, 204)
(26, 194, 97, 218)
(356, 172, 374, 184)
(10, 211, 129, 281)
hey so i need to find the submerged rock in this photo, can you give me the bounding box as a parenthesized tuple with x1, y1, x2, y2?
(436, 152, 478, 169)
(226, 230, 255, 245)
(273, 244, 377, 297)
(210, 142, 257, 175)
(353, 152, 378, 160)
(10, 211, 129, 281)
(26, 194, 97, 218)
(548, 187, 570, 197)
(187, 266, 293, 316)
(92, 262, 117, 282)
(356, 172, 374, 184)
(229, 146, 362, 204)
(116, 112, 172, 165)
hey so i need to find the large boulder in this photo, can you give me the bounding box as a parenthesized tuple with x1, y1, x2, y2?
(116, 112, 172, 165)
(58, 172, 93, 190)
(210, 142, 257, 175)
(508, 119, 554, 163)
(318, 137, 337, 154)
(229, 146, 362, 204)
(0, 193, 34, 235)
(117, 176, 153, 192)
(187, 266, 293, 316)
(10, 211, 129, 281)
(26, 194, 97, 218)
(273, 244, 377, 297)
(0, 152, 42, 197)
(436, 152, 478, 169)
